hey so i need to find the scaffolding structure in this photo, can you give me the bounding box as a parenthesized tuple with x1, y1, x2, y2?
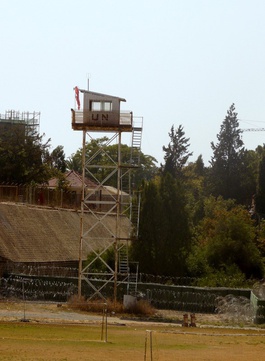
(71, 88, 143, 301)
(0, 110, 40, 135)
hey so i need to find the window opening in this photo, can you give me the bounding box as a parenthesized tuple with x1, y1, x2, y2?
(90, 101, 112, 111)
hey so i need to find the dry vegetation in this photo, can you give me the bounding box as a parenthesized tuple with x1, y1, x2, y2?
(67, 295, 156, 317)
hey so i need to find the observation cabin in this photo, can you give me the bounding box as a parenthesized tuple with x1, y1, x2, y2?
(71, 88, 133, 132)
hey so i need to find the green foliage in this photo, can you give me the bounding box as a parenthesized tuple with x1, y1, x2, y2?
(66, 136, 158, 188)
(55, 173, 71, 191)
(83, 247, 115, 273)
(239, 149, 259, 205)
(65, 150, 82, 172)
(0, 124, 51, 184)
(159, 174, 191, 276)
(254, 219, 265, 257)
(256, 152, 265, 216)
(49, 145, 67, 173)
(3, 103, 265, 286)
(162, 124, 193, 178)
(209, 103, 245, 202)
(194, 265, 247, 288)
(183, 155, 206, 225)
(130, 179, 162, 274)
(188, 196, 264, 281)
(131, 173, 191, 277)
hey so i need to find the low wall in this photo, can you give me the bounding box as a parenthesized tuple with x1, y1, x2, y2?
(136, 282, 251, 313)
(250, 291, 265, 324)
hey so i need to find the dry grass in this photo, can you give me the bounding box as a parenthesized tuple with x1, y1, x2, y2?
(124, 299, 156, 316)
(1, 300, 265, 360)
(67, 295, 156, 317)
(1, 321, 265, 361)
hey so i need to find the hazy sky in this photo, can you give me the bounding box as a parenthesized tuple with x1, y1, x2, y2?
(1, 0, 265, 165)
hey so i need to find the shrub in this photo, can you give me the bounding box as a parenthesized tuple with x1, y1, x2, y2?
(68, 295, 123, 313)
(67, 295, 155, 316)
(124, 299, 156, 316)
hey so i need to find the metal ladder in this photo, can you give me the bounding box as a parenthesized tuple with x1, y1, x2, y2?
(118, 245, 139, 296)
(127, 262, 139, 296)
(130, 192, 141, 238)
(118, 244, 129, 275)
(130, 128, 142, 166)
(128, 117, 143, 236)
(130, 117, 143, 167)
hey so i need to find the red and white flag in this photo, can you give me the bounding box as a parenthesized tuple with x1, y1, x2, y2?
(74, 86, 80, 110)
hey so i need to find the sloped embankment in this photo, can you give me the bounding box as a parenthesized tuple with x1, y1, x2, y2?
(0, 202, 130, 263)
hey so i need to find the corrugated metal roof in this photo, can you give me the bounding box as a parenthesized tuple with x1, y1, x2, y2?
(79, 89, 126, 102)
(0, 202, 130, 263)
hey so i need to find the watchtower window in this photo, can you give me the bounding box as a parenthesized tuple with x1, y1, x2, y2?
(90, 101, 112, 111)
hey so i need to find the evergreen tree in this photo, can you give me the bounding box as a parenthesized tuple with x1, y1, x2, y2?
(183, 155, 206, 225)
(256, 153, 265, 216)
(131, 174, 191, 277)
(209, 103, 244, 201)
(158, 173, 191, 276)
(193, 154, 205, 177)
(239, 149, 259, 206)
(132, 125, 193, 277)
(131, 179, 162, 274)
(162, 125, 193, 178)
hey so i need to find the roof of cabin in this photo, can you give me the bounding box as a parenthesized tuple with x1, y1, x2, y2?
(48, 170, 97, 190)
(79, 89, 126, 102)
(0, 202, 130, 263)
(47, 171, 128, 196)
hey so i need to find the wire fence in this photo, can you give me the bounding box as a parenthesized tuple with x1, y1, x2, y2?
(2, 274, 264, 325)
(0, 275, 77, 302)
(1, 265, 265, 324)
(0, 269, 258, 318)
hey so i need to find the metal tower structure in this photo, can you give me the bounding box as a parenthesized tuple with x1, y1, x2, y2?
(71, 87, 142, 302)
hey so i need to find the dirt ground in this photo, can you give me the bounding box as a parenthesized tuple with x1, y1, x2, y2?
(1, 300, 265, 361)
(0, 299, 232, 326)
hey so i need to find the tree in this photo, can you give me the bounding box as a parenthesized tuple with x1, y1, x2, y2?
(256, 150, 265, 216)
(239, 149, 260, 206)
(49, 145, 67, 173)
(193, 154, 205, 177)
(65, 151, 82, 172)
(0, 125, 51, 184)
(255, 219, 265, 257)
(131, 174, 191, 277)
(158, 173, 191, 276)
(131, 178, 162, 275)
(209, 104, 244, 201)
(189, 196, 264, 281)
(162, 125, 193, 178)
(183, 155, 207, 225)
(66, 137, 158, 188)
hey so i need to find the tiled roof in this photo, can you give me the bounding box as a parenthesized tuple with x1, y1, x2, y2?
(48, 170, 97, 189)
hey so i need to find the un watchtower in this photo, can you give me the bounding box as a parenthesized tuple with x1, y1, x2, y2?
(71, 89, 133, 132)
(71, 87, 142, 302)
